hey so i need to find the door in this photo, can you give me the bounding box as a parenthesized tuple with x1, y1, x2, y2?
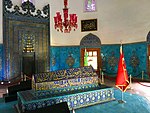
(22, 52, 35, 78)
(80, 48, 102, 75)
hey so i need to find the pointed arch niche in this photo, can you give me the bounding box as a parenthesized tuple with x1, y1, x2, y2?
(80, 33, 101, 75)
(3, 0, 50, 81)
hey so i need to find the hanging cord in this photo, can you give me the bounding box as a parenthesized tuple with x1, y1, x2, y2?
(0, 75, 32, 87)
(103, 73, 150, 87)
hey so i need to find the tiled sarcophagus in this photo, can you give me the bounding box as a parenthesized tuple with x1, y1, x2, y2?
(17, 66, 115, 112)
(32, 66, 99, 90)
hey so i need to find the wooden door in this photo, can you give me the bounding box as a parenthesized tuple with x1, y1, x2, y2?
(80, 48, 102, 75)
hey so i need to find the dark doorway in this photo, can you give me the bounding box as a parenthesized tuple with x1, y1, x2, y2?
(22, 52, 35, 78)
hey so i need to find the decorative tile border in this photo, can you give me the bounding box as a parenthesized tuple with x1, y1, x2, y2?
(17, 87, 115, 112)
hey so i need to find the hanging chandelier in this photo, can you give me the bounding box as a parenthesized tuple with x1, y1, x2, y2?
(54, 0, 78, 33)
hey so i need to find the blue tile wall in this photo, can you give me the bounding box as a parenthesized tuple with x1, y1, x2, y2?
(50, 46, 80, 71)
(0, 44, 4, 81)
(0, 42, 149, 81)
(101, 42, 148, 79)
(124, 42, 147, 78)
(50, 42, 148, 79)
(101, 44, 120, 75)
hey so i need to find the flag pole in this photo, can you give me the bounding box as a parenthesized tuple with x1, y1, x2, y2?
(118, 86, 126, 103)
(116, 41, 128, 104)
(84, 47, 88, 66)
(72, 108, 75, 113)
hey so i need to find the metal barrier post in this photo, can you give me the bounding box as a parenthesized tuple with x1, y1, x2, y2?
(142, 71, 144, 80)
(101, 72, 105, 84)
(128, 74, 133, 89)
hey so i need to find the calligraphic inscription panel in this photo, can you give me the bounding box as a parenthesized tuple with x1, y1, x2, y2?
(81, 19, 97, 32)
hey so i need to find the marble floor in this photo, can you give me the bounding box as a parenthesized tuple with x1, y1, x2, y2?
(104, 78, 150, 102)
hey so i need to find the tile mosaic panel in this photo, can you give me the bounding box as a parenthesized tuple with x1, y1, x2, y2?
(33, 66, 98, 90)
(0, 44, 4, 81)
(101, 42, 148, 79)
(50, 46, 80, 71)
(17, 86, 114, 112)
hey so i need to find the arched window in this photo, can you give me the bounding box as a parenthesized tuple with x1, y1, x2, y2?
(84, 0, 96, 12)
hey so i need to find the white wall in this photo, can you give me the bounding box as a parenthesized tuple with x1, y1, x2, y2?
(1, 0, 150, 45)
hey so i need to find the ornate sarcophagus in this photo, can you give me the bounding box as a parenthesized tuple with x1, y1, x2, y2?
(17, 66, 115, 112)
(32, 66, 99, 90)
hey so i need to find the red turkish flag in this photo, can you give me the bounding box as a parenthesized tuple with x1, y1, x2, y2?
(116, 45, 129, 92)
